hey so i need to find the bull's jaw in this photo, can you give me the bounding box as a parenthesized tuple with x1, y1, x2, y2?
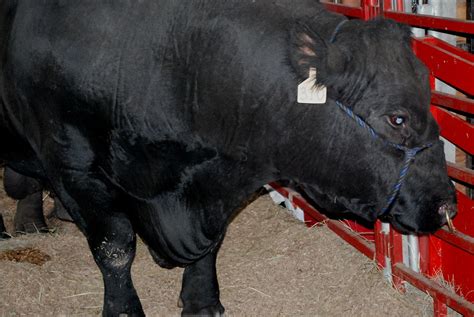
(383, 206, 456, 235)
(300, 185, 380, 223)
(381, 213, 431, 235)
(332, 196, 379, 222)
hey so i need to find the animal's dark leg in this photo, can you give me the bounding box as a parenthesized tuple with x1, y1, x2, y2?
(180, 244, 224, 316)
(87, 214, 144, 317)
(14, 191, 48, 233)
(50, 197, 73, 222)
(3, 167, 48, 233)
(0, 214, 10, 239)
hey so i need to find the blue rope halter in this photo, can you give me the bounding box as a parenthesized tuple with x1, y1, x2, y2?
(329, 19, 349, 43)
(335, 101, 433, 215)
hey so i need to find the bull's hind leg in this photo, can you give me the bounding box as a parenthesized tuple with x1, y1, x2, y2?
(86, 214, 144, 317)
(3, 167, 48, 233)
(179, 245, 225, 316)
(0, 214, 10, 239)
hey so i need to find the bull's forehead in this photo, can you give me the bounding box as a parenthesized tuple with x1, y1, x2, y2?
(371, 80, 429, 110)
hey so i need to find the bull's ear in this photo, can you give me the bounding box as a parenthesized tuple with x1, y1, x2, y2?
(290, 22, 348, 83)
(325, 43, 348, 78)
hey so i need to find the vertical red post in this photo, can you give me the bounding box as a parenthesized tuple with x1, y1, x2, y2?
(374, 220, 386, 269)
(360, 0, 374, 20)
(418, 235, 431, 274)
(433, 297, 448, 317)
(396, 0, 404, 11)
(390, 229, 406, 292)
(383, 0, 392, 11)
(428, 236, 444, 277)
(382, 0, 404, 12)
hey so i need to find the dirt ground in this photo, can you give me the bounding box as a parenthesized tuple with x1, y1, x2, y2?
(0, 186, 435, 316)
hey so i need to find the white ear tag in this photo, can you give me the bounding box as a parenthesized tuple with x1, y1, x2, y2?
(297, 68, 327, 104)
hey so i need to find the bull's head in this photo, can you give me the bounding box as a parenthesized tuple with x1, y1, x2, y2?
(287, 17, 456, 233)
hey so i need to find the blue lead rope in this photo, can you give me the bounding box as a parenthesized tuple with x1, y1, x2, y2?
(335, 101, 433, 215)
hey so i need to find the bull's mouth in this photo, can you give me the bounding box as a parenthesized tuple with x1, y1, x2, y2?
(381, 213, 443, 235)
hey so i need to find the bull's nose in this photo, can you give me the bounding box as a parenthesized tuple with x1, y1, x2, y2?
(438, 202, 457, 218)
(438, 203, 457, 232)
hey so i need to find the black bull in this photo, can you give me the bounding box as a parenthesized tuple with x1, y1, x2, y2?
(0, 1, 456, 315)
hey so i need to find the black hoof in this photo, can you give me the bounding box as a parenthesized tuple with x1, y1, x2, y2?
(1, 231, 12, 240)
(103, 309, 145, 317)
(0, 216, 10, 239)
(115, 312, 145, 317)
(182, 302, 225, 317)
(14, 218, 49, 234)
(103, 296, 145, 317)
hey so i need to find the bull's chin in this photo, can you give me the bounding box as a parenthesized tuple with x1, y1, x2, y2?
(381, 214, 441, 235)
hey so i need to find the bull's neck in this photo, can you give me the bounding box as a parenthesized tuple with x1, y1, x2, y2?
(270, 98, 337, 184)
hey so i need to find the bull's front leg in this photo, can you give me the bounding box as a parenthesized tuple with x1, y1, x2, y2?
(87, 214, 144, 317)
(179, 244, 225, 316)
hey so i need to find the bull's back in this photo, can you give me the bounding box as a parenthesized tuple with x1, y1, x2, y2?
(2, 0, 322, 176)
(7, 2, 287, 140)
(7, 1, 174, 125)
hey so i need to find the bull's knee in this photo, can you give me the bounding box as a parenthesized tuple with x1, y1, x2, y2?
(89, 217, 136, 271)
(87, 216, 144, 317)
(93, 236, 135, 272)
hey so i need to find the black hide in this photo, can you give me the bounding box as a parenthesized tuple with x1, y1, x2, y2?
(0, 1, 456, 315)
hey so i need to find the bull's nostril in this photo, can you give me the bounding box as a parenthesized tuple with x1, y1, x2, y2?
(438, 203, 457, 232)
(438, 203, 457, 218)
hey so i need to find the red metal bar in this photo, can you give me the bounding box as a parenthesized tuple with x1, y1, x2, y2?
(432, 107, 474, 155)
(426, 36, 474, 64)
(389, 228, 406, 291)
(434, 298, 448, 317)
(384, 11, 474, 35)
(383, 0, 404, 12)
(383, 0, 392, 11)
(413, 37, 474, 96)
(302, 207, 376, 259)
(266, 183, 474, 312)
(292, 199, 375, 258)
(447, 162, 474, 186)
(433, 229, 474, 255)
(322, 3, 365, 19)
(453, 190, 474, 237)
(393, 264, 474, 316)
(419, 236, 431, 274)
(374, 220, 386, 269)
(267, 182, 375, 259)
(367, 0, 381, 18)
(428, 235, 444, 278)
(431, 91, 474, 115)
(395, 0, 403, 12)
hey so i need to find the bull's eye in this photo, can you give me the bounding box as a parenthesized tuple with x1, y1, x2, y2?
(389, 115, 406, 127)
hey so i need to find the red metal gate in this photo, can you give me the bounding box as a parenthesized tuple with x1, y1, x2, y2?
(268, 1, 474, 316)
